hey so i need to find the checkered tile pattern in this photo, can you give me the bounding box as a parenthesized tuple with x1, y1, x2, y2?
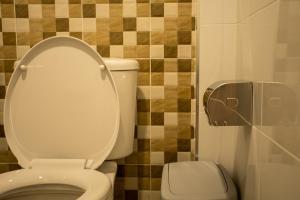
(0, 0, 196, 199)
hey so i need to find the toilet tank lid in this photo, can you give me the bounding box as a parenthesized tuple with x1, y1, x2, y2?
(103, 58, 139, 71)
(161, 161, 237, 200)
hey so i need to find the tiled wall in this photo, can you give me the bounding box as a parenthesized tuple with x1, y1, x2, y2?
(0, 0, 196, 199)
(198, 0, 300, 199)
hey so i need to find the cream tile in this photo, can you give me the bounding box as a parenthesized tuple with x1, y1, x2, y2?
(164, 72, 177, 85)
(69, 18, 82, 32)
(137, 17, 150, 31)
(123, 31, 137, 45)
(151, 86, 164, 99)
(164, 112, 177, 125)
(96, 4, 109, 18)
(17, 46, 30, 59)
(150, 45, 164, 58)
(151, 126, 164, 139)
(2, 19, 16, 32)
(55, 4, 69, 18)
(151, 18, 164, 31)
(16, 19, 29, 32)
(164, 3, 178, 17)
(83, 18, 96, 32)
(150, 152, 164, 165)
(28, 5, 42, 18)
(178, 45, 192, 58)
(110, 45, 123, 57)
(123, 3, 137, 17)
(137, 86, 150, 99)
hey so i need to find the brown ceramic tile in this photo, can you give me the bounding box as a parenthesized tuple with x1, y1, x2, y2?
(43, 18, 56, 32)
(151, 112, 164, 125)
(137, 112, 150, 125)
(110, 32, 123, 44)
(164, 31, 177, 45)
(151, 3, 164, 17)
(15, 5, 28, 18)
(151, 165, 163, 178)
(177, 30, 191, 44)
(96, 32, 109, 45)
(29, 32, 43, 46)
(137, 3, 149, 17)
(164, 45, 177, 58)
(137, 99, 150, 112)
(56, 18, 69, 32)
(1, 4, 15, 17)
(123, 18, 136, 31)
(178, 113, 191, 125)
(138, 72, 150, 85)
(137, 0, 149, 3)
(42, 5, 55, 18)
(109, 0, 122, 3)
(164, 59, 178, 72)
(177, 17, 192, 30)
(83, 32, 97, 45)
(138, 177, 150, 190)
(124, 165, 138, 177)
(151, 139, 164, 151)
(165, 86, 178, 99)
(164, 17, 177, 31)
(17, 32, 30, 45)
(136, 45, 150, 58)
(178, 72, 191, 85)
(97, 45, 110, 57)
(178, 86, 191, 98)
(41, 0, 55, 4)
(137, 32, 150, 45)
(138, 165, 150, 177)
(109, 17, 123, 32)
(178, 59, 191, 72)
(125, 190, 138, 199)
(3, 33, 16, 45)
(151, 59, 164, 72)
(151, 31, 164, 45)
(109, 4, 122, 17)
(151, 99, 164, 112)
(177, 125, 193, 139)
(177, 139, 191, 151)
(138, 139, 150, 151)
(43, 32, 56, 39)
(177, 99, 191, 112)
(1, 0, 14, 3)
(164, 152, 177, 163)
(151, 72, 164, 85)
(164, 99, 177, 112)
(138, 59, 150, 72)
(124, 46, 137, 58)
(3, 60, 15, 73)
(70, 32, 82, 39)
(69, 0, 81, 3)
(97, 18, 109, 32)
(83, 4, 96, 18)
(69, 4, 82, 18)
(151, 178, 161, 190)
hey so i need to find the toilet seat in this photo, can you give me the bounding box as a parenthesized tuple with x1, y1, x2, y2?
(0, 168, 111, 200)
(0, 36, 120, 199)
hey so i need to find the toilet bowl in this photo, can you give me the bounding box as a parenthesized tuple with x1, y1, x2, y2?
(161, 161, 237, 200)
(0, 36, 138, 200)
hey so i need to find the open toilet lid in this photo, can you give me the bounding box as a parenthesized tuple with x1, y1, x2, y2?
(4, 36, 120, 169)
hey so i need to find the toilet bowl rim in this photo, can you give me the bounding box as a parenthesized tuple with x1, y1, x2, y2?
(0, 168, 111, 200)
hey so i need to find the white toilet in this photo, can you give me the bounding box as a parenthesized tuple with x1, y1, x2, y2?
(0, 36, 138, 200)
(161, 161, 238, 200)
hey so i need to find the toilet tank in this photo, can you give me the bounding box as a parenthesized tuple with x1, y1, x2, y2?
(103, 58, 139, 160)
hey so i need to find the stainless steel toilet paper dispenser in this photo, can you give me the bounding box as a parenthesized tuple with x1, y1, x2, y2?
(203, 81, 297, 126)
(203, 81, 253, 126)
